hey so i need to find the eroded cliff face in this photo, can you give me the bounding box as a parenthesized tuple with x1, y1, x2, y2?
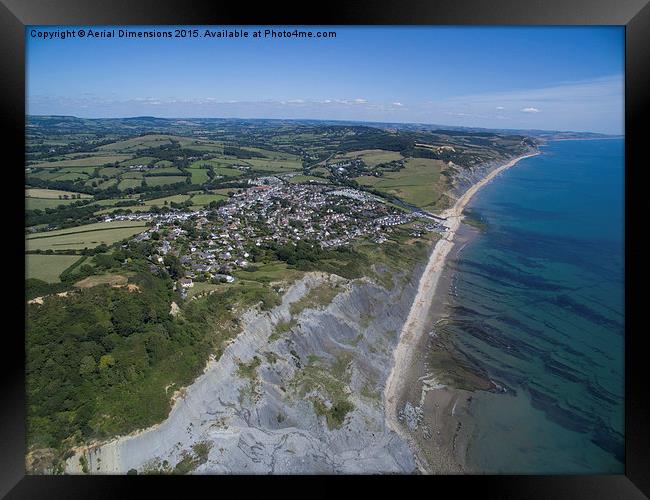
(450, 146, 538, 199)
(66, 263, 425, 474)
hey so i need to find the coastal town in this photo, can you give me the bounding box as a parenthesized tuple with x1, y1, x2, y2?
(105, 181, 444, 296)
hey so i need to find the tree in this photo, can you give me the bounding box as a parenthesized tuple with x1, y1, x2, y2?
(94, 253, 117, 270)
(163, 254, 182, 279)
(98, 354, 115, 370)
(79, 355, 96, 376)
(111, 298, 144, 336)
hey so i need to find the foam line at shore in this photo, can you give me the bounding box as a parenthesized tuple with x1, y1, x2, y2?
(382, 150, 540, 472)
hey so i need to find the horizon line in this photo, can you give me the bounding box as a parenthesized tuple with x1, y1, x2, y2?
(26, 114, 621, 137)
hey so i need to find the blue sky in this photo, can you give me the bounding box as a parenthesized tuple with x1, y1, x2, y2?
(26, 26, 624, 134)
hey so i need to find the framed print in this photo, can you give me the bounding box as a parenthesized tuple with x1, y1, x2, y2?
(1, 0, 648, 497)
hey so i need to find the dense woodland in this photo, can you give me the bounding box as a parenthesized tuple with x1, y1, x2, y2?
(26, 238, 284, 472)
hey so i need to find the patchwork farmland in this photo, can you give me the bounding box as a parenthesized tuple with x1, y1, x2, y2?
(26, 220, 147, 251)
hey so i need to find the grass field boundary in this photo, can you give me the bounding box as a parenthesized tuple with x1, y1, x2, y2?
(28, 225, 147, 241)
(59, 255, 88, 281)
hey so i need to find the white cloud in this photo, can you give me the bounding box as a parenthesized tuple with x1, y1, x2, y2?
(413, 74, 623, 133)
(27, 74, 623, 134)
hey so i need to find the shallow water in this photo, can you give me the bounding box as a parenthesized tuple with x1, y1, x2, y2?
(441, 139, 624, 473)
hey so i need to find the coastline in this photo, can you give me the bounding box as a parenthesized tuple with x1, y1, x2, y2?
(544, 136, 623, 142)
(383, 150, 541, 473)
(59, 150, 539, 475)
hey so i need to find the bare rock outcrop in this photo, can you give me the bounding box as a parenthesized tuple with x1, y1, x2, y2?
(66, 266, 424, 474)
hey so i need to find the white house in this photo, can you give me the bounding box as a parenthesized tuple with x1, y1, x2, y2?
(179, 278, 194, 288)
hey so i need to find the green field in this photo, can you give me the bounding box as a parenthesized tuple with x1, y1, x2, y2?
(233, 261, 302, 284)
(189, 159, 244, 176)
(213, 188, 241, 196)
(27, 198, 80, 211)
(215, 167, 243, 177)
(189, 156, 297, 175)
(26, 188, 92, 210)
(336, 149, 403, 168)
(149, 167, 184, 175)
(186, 281, 221, 298)
(56, 166, 98, 174)
(90, 198, 136, 207)
(122, 172, 144, 179)
(119, 156, 158, 166)
(26, 188, 91, 199)
(189, 159, 230, 168)
(188, 167, 209, 185)
(30, 155, 129, 169)
(27, 220, 146, 237)
(94, 205, 151, 215)
(310, 166, 329, 176)
(288, 175, 329, 184)
(96, 178, 119, 190)
(99, 134, 223, 153)
(179, 138, 223, 150)
(190, 193, 227, 206)
(145, 176, 187, 187)
(26, 220, 147, 251)
(93, 194, 191, 214)
(118, 178, 143, 191)
(97, 167, 122, 177)
(29, 171, 63, 181)
(242, 158, 302, 173)
(51, 172, 89, 182)
(98, 135, 180, 152)
(356, 158, 448, 211)
(180, 144, 224, 153)
(26, 254, 83, 283)
(242, 147, 298, 160)
(144, 194, 191, 206)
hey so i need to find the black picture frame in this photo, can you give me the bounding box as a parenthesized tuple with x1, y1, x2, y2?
(1, 0, 647, 497)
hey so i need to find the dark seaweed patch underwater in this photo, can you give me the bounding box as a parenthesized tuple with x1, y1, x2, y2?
(443, 139, 624, 473)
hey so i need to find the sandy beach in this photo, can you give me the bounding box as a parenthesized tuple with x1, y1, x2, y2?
(383, 150, 540, 473)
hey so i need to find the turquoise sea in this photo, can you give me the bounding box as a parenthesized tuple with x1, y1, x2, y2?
(446, 139, 624, 473)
